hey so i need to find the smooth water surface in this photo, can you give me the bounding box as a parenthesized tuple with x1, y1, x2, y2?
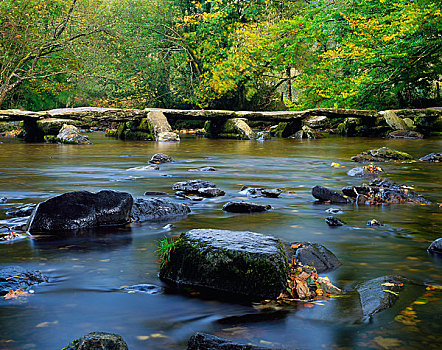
(0, 134, 441, 349)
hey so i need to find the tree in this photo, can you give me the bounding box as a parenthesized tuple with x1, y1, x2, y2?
(0, 0, 103, 108)
(276, 0, 442, 109)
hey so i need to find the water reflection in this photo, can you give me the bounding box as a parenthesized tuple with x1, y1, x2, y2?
(0, 134, 441, 349)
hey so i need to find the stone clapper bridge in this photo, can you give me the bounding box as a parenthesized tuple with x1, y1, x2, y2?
(0, 106, 440, 141)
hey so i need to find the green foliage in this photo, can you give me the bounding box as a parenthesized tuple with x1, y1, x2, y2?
(156, 236, 177, 268)
(275, 0, 442, 109)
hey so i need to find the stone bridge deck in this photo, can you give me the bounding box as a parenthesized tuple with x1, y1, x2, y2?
(0, 107, 379, 123)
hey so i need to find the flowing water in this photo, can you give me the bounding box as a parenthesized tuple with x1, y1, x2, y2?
(0, 134, 441, 349)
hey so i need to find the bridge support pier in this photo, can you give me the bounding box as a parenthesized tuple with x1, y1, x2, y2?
(204, 118, 255, 140)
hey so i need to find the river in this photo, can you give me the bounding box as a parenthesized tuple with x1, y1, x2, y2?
(0, 134, 441, 349)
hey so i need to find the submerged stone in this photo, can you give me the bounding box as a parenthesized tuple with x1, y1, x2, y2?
(187, 332, 280, 350)
(355, 276, 407, 319)
(0, 266, 48, 295)
(63, 332, 128, 350)
(388, 130, 423, 139)
(159, 229, 288, 300)
(131, 197, 190, 222)
(27, 190, 133, 233)
(124, 284, 162, 294)
(6, 204, 36, 217)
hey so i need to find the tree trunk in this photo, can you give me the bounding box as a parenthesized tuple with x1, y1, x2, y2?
(286, 67, 292, 102)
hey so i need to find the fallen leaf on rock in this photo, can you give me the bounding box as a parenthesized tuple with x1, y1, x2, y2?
(4, 289, 30, 300)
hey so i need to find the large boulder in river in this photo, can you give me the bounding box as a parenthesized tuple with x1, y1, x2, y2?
(187, 332, 280, 350)
(131, 197, 190, 222)
(0, 266, 48, 295)
(351, 147, 412, 162)
(159, 229, 288, 300)
(27, 190, 133, 233)
(63, 332, 128, 350)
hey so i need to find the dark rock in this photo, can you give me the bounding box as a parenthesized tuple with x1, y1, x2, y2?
(0, 197, 7, 203)
(187, 332, 279, 350)
(6, 204, 36, 217)
(173, 179, 217, 193)
(198, 187, 225, 198)
(173, 179, 224, 198)
(419, 152, 442, 162)
(261, 189, 282, 198)
(325, 216, 345, 227)
(367, 219, 383, 226)
(223, 202, 271, 213)
(0, 266, 48, 295)
(159, 229, 288, 300)
(63, 332, 128, 350)
(341, 186, 372, 198)
(175, 191, 204, 201)
(356, 276, 407, 319)
(149, 153, 174, 164)
(131, 197, 190, 222)
(312, 185, 351, 204)
(351, 147, 412, 162)
(388, 130, 423, 139)
(188, 166, 216, 172)
(124, 284, 162, 294)
(288, 242, 341, 273)
(427, 238, 442, 255)
(27, 190, 133, 233)
(144, 191, 169, 196)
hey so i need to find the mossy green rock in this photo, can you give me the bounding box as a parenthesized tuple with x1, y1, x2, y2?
(62, 332, 128, 350)
(351, 147, 412, 162)
(159, 229, 288, 300)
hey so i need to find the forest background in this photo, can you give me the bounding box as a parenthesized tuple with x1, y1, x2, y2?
(0, 0, 441, 112)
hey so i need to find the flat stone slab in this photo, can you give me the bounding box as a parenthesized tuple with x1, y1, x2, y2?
(159, 229, 288, 300)
(356, 276, 407, 319)
(222, 202, 271, 213)
(0, 266, 48, 295)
